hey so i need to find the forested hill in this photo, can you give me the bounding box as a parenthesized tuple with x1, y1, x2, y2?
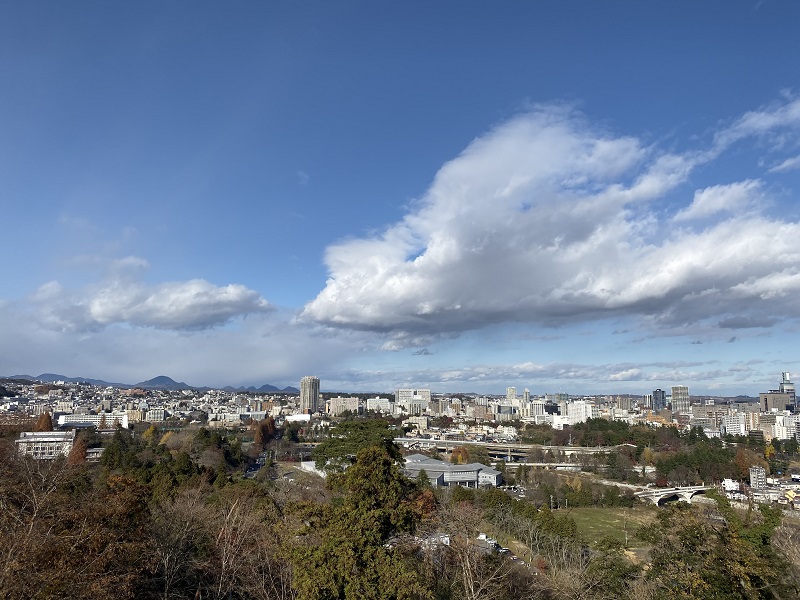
(1, 417, 798, 599)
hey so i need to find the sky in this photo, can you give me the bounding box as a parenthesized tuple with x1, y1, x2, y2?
(2, 2, 800, 396)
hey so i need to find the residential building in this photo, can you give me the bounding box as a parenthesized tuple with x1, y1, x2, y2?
(300, 376, 320, 413)
(750, 465, 767, 490)
(672, 386, 690, 414)
(652, 389, 667, 411)
(326, 396, 360, 417)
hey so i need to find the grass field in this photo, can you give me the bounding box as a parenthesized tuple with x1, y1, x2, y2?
(565, 506, 656, 549)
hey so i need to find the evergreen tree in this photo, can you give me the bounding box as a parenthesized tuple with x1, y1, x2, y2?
(290, 446, 430, 599)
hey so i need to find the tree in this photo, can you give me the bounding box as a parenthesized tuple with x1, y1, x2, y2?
(312, 419, 401, 472)
(289, 447, 430, 600)
(66, 431, 88, 466)
(637, 494, 792, 599)
(252, 417, 277, 451)
(438, 501, 512, 600)
(33, 411, 53, 432)
(734, 447, 769, 479)
(450, 446, 469, 464)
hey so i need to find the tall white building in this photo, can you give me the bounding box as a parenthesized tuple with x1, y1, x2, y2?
(300, 376, 320, 413)
(567, 400, 593, 425)
(396, 389, 430, 415)
(672, 385, 690, 414)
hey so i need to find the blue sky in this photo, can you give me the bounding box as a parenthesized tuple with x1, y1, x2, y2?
(3, 1, 800, 395)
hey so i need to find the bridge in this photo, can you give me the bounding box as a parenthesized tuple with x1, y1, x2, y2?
(634, 485, 713, 505)
(394, 437, 636, 462)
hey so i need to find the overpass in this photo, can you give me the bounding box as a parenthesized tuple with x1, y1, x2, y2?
(394, 437, 636, 462)
(634, 485, 712, 505)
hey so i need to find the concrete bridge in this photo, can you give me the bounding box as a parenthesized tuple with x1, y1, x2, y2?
(395, 437, 635, 462)
(634, 485, 712, 505)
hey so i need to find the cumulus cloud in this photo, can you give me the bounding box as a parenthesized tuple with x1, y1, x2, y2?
(30, 260, 271, 332)
(303, 98, 800, 340)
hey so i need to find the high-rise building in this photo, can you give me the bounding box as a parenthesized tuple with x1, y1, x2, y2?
(671, 385, 690, 414)
(780, 372, 795, 401)
(652, 389, 667, 411)
(506, 387, 517, 402)
(300, 376, 320, 413)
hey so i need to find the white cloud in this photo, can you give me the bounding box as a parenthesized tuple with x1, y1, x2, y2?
(769, 154, 800, 173)
(303, 99, 800, 340)
(30, 261, 271, 332)
(673, 179, 764, 221)
(319, 359, 732, 394)
(0, 302, 362, 388)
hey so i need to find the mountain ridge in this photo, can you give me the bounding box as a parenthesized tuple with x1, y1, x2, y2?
(6, 373, 297, 393)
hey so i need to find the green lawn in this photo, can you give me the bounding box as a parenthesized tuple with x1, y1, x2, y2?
(565, 506, 656, 549)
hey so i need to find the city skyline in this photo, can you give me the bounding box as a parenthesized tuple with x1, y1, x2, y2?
(3, 3, 800, 396)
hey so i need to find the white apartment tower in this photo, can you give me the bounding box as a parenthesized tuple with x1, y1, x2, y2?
(671, 385, 690, 414)
(300, 376, 320, 413)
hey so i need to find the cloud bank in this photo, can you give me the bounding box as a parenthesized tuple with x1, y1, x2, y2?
(303, 99, 800, 342)
(30, 257, 270, 332)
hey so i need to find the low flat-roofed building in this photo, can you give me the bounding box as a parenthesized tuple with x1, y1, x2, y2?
(403, 453, 502, 488)
(16, 430, 75, 459)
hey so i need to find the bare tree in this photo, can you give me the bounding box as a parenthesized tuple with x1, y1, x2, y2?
(438, 501, 513, 600)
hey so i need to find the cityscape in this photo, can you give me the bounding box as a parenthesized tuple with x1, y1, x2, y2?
(4, 2, 800, 598)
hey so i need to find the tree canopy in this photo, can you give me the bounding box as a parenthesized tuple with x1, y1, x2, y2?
(313, 419, 402, 472)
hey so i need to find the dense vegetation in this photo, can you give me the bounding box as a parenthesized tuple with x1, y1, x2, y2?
(1, 418, 799, 599)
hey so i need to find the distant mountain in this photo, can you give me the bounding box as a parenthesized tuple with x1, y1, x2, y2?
(134, 375, 191, 391)
(5, 372, 301, 394)
(11, 373, 128, 387)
